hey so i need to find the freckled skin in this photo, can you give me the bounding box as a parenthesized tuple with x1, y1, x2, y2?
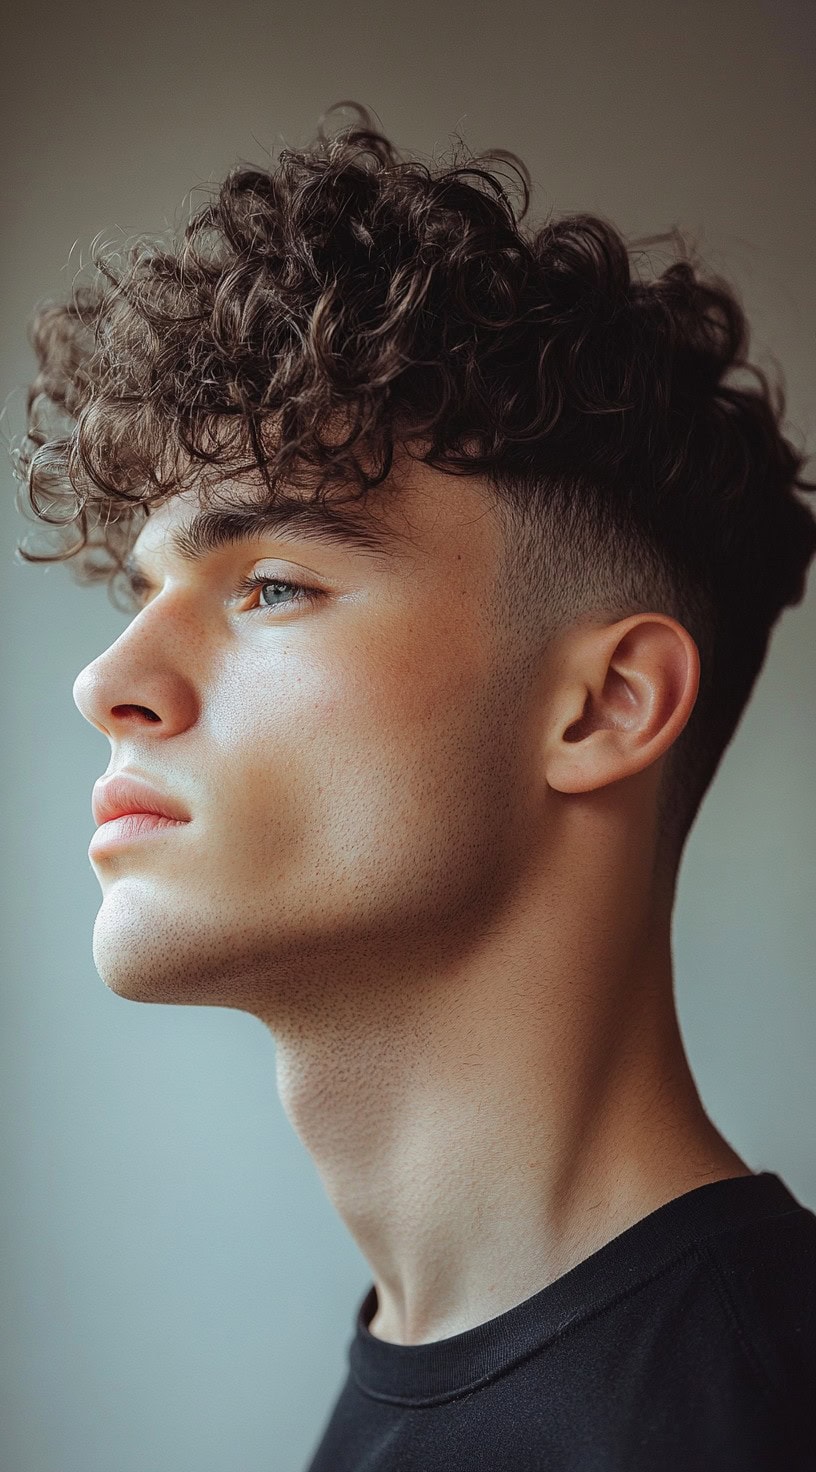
(73, 459, 751, 1347)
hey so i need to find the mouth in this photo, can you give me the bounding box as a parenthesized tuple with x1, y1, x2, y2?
(88, 811, 189, 857)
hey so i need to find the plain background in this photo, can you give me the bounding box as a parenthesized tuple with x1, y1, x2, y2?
(1, 2, 814, 1469)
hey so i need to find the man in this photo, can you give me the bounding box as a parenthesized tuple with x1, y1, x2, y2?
(18, 102, 816, 1468)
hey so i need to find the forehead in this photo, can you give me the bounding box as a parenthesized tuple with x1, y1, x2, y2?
(130, 460, 503, 572)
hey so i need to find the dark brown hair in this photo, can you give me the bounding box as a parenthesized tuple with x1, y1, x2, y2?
(14, 101, 816, 876)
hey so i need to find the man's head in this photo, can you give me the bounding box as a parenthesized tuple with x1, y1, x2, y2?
(17, 103, 815, 1019)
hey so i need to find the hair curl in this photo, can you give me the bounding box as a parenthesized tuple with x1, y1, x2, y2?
(13, 100, 816, 874)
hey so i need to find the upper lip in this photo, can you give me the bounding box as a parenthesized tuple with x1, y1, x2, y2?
(92, 774, 191, 827)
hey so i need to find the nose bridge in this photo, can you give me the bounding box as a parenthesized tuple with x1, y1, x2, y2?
(73, 618, 141, 726)
(72, 638, 118, 724)
(71, 609, 122, 700)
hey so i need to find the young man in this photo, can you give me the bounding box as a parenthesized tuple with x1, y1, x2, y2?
(17, 103, 816, 1469)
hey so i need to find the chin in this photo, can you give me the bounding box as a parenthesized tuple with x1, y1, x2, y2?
(92, 906, 183, 1005)
(90, 884, 212, 1006)
(89, 885, 287, 1015)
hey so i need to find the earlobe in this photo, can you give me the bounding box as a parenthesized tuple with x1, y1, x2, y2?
(544, 615, 700, 796)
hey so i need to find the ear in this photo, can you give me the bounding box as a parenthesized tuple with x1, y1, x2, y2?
(544, 614, 700, 795)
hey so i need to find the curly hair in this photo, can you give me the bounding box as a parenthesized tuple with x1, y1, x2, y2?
(13, 100, 816, 877)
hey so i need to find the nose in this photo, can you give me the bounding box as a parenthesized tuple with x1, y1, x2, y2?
(72, 620, 198, 738)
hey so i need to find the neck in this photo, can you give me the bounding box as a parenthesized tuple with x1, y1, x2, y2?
(271, 847, 750, 1346)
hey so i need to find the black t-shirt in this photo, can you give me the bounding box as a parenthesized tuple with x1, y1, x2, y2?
(305, 1171, 816, 1470)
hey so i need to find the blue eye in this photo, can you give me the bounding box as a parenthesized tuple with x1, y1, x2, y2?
(232, 572, 323, 614)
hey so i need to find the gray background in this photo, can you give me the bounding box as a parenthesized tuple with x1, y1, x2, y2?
(1, 2, 814, 1469)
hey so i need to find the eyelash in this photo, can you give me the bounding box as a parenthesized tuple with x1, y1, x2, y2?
(231, 572, 323, 615)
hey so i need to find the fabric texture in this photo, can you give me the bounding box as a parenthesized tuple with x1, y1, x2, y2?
(304, 1171, 816, 1470)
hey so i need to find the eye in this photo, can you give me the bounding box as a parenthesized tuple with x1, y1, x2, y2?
(232, 572, 323, 614)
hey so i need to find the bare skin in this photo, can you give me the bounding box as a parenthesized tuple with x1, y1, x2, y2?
(74, 456, 751, 1347)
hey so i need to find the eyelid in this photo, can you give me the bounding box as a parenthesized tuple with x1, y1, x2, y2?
(237, 558, 328, 593)
(249, 557, 325, 580)
(126, 556, 327, 607)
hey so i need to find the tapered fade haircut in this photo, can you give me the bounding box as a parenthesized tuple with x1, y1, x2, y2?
(14, 101, 816, 880)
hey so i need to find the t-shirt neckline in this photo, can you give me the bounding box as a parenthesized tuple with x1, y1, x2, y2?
(349, 1170, 801, 1405)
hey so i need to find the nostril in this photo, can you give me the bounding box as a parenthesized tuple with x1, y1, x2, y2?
(111, 705, 161, 722)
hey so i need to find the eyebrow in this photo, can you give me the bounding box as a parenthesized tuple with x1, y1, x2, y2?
(123, 495, 401, 598)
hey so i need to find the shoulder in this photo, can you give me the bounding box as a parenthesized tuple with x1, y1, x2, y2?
(697, 1203, 816, 1456)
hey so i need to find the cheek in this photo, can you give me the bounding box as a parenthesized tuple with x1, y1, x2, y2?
(214, 617, 484, 764)
(203, 630, 506, 854)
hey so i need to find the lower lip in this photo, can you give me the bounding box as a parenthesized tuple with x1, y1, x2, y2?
(89, 812, 188, 856)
